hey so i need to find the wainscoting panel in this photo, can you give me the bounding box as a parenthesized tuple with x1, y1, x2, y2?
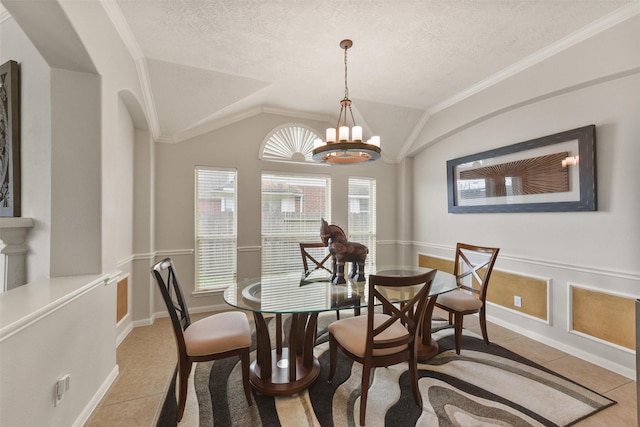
(488, 270, 548, 321)
(117, 277, 128, 323)
(571, 284, 635, 350)
(418, 254, 549, 321)
(418, 254, 454, 273)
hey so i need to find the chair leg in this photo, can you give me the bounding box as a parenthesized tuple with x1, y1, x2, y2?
(479, 306, 490, 345)
(454, 313, 464, 355)
(448, 311, 453, 325)
(176, 359, 192, 422)
(408, 352, 422, 408)
(328, 335, 337, 383)
(359, 365, 372, 426)
(240, 349, 253, 406)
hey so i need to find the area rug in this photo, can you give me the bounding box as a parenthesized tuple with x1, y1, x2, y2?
(160, 315, 615, 427)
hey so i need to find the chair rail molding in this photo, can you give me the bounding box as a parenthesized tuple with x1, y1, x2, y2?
(413, 240, 640, 281)
(0, 217, 34, 292)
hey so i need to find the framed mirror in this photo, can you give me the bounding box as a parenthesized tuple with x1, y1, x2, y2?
(447, 125, 596, 213)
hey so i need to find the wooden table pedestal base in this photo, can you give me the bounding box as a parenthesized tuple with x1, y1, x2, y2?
(251, 312, 320, 396)
(249, 349, 320, 396)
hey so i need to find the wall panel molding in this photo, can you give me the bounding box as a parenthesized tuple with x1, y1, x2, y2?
(418, 252, 550, 323)
(413, 241, 640, 280)
(568, 282, 636, 352)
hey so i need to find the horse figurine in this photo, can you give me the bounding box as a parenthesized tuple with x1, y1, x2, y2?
(320, 218, 368, 284)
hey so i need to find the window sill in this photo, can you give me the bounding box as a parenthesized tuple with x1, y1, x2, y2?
(192, 288, 226, 297)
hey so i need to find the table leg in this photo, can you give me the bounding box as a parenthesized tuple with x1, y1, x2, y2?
(249, 312, 321, 396)
(417, 296, 440, 362)
(275, 313, 282, 355)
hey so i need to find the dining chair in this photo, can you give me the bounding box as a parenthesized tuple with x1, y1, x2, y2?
(299, 241, 360, 320)
(299, 242, 333, 278)
(151, 257, 252, 422)
(435, 243, 500, 354)
(327, 269, 438, 426)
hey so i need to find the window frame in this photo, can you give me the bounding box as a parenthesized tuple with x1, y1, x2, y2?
(194, 166, 238, 292)
(348, 177, 376, 273)
(261, 171, 331, 276)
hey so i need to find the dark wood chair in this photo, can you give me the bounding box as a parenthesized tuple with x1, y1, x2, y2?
(327, 269, 438, 426)
(151, 258, 252, 422)
(299, 242, 333, 278)
(300, 241, 360, 320)
(435, 243, 500, 354)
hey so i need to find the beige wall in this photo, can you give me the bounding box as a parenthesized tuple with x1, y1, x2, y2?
(0, 2, 144, 426)
(1, 2, 638, 425)
(152, 112, 398, 316)
(0, 15, 51, 282)
(408, 14, 640, 377)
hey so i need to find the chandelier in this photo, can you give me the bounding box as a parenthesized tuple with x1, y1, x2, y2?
(312, 39, 381, 164)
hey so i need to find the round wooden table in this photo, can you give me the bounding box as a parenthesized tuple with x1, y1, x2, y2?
(223, 266, 457, 396)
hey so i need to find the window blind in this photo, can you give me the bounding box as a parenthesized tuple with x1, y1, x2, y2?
(261, 173, 331, 276)
(195, 167, 237, 291)
(348, 178, 376, 273)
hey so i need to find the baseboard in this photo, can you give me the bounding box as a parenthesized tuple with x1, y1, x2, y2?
(116, 321, 134, 347)
(73, 365, 119, 427)
(486, 313, 635, 380)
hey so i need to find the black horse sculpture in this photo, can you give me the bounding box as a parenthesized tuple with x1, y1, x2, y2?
(320, 218, 368, 284)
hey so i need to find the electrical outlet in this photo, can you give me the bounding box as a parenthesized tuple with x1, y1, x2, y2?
(55, 374, 70, 406)
(514, 296, 522, 308)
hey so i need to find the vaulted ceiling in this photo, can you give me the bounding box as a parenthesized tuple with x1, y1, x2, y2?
(6, 1, 637, 162)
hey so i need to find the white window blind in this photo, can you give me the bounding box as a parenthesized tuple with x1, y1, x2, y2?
(262, 173, 331, 276)
(348, 178, 376, 273)
(195, 167, 237, 291)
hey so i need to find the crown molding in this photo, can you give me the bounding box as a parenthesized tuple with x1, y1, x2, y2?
(396, 110, 431, 162)
(428, 2, 640, 117)
(100, 0, 160, 140)
(0, 8, 11, 24)
(166, 105, 332, 144)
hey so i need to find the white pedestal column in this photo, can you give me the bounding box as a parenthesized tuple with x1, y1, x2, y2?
(0, 217, 34, 292)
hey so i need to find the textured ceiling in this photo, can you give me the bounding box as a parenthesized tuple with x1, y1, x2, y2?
(109, 0, 631, 160)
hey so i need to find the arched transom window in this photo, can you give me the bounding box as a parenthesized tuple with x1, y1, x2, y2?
(259, 124, 321, 163)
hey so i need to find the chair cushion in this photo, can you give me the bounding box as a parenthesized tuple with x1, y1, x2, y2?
(328, 313, 409, 357)
(437, 289, 483, 312)
(184, 311, 251, 357)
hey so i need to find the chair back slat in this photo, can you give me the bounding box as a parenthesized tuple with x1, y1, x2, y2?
(454, 244, 499, 299)
(299, 242, 333, 277)
(367, 270, 438, 352)
(151, 258, 192, 355)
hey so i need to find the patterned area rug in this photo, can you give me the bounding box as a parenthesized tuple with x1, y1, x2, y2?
(164, 314, 615, 427)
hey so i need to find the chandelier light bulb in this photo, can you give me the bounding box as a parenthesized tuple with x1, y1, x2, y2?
(352, 126, 363, 142)
(339, 126, 349, 142)
(326, 128, 336, 143)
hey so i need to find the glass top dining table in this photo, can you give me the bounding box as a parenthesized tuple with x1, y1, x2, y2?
(224, 265, 457, 314)
(223, 266, 457, 396)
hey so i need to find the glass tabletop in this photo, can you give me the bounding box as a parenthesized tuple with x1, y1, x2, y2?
(223, 265, 457, 315)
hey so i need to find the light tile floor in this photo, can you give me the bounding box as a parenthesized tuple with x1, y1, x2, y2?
(86, 309, 637, 426)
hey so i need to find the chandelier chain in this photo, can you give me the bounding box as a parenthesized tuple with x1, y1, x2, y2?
(341, 43, 357, 128)
(344, 44, 349, 101)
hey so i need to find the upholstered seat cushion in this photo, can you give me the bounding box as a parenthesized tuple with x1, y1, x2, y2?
(437, 289, 482, 312)
(184, 311, 251, 357)
(328, 313, 409, 357)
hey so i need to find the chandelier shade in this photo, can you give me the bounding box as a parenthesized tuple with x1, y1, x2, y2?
(312, 39, 381, 165)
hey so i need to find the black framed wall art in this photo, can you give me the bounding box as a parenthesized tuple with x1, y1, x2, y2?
(0, 60, 20, 217)
(447, 125, 596, 213)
